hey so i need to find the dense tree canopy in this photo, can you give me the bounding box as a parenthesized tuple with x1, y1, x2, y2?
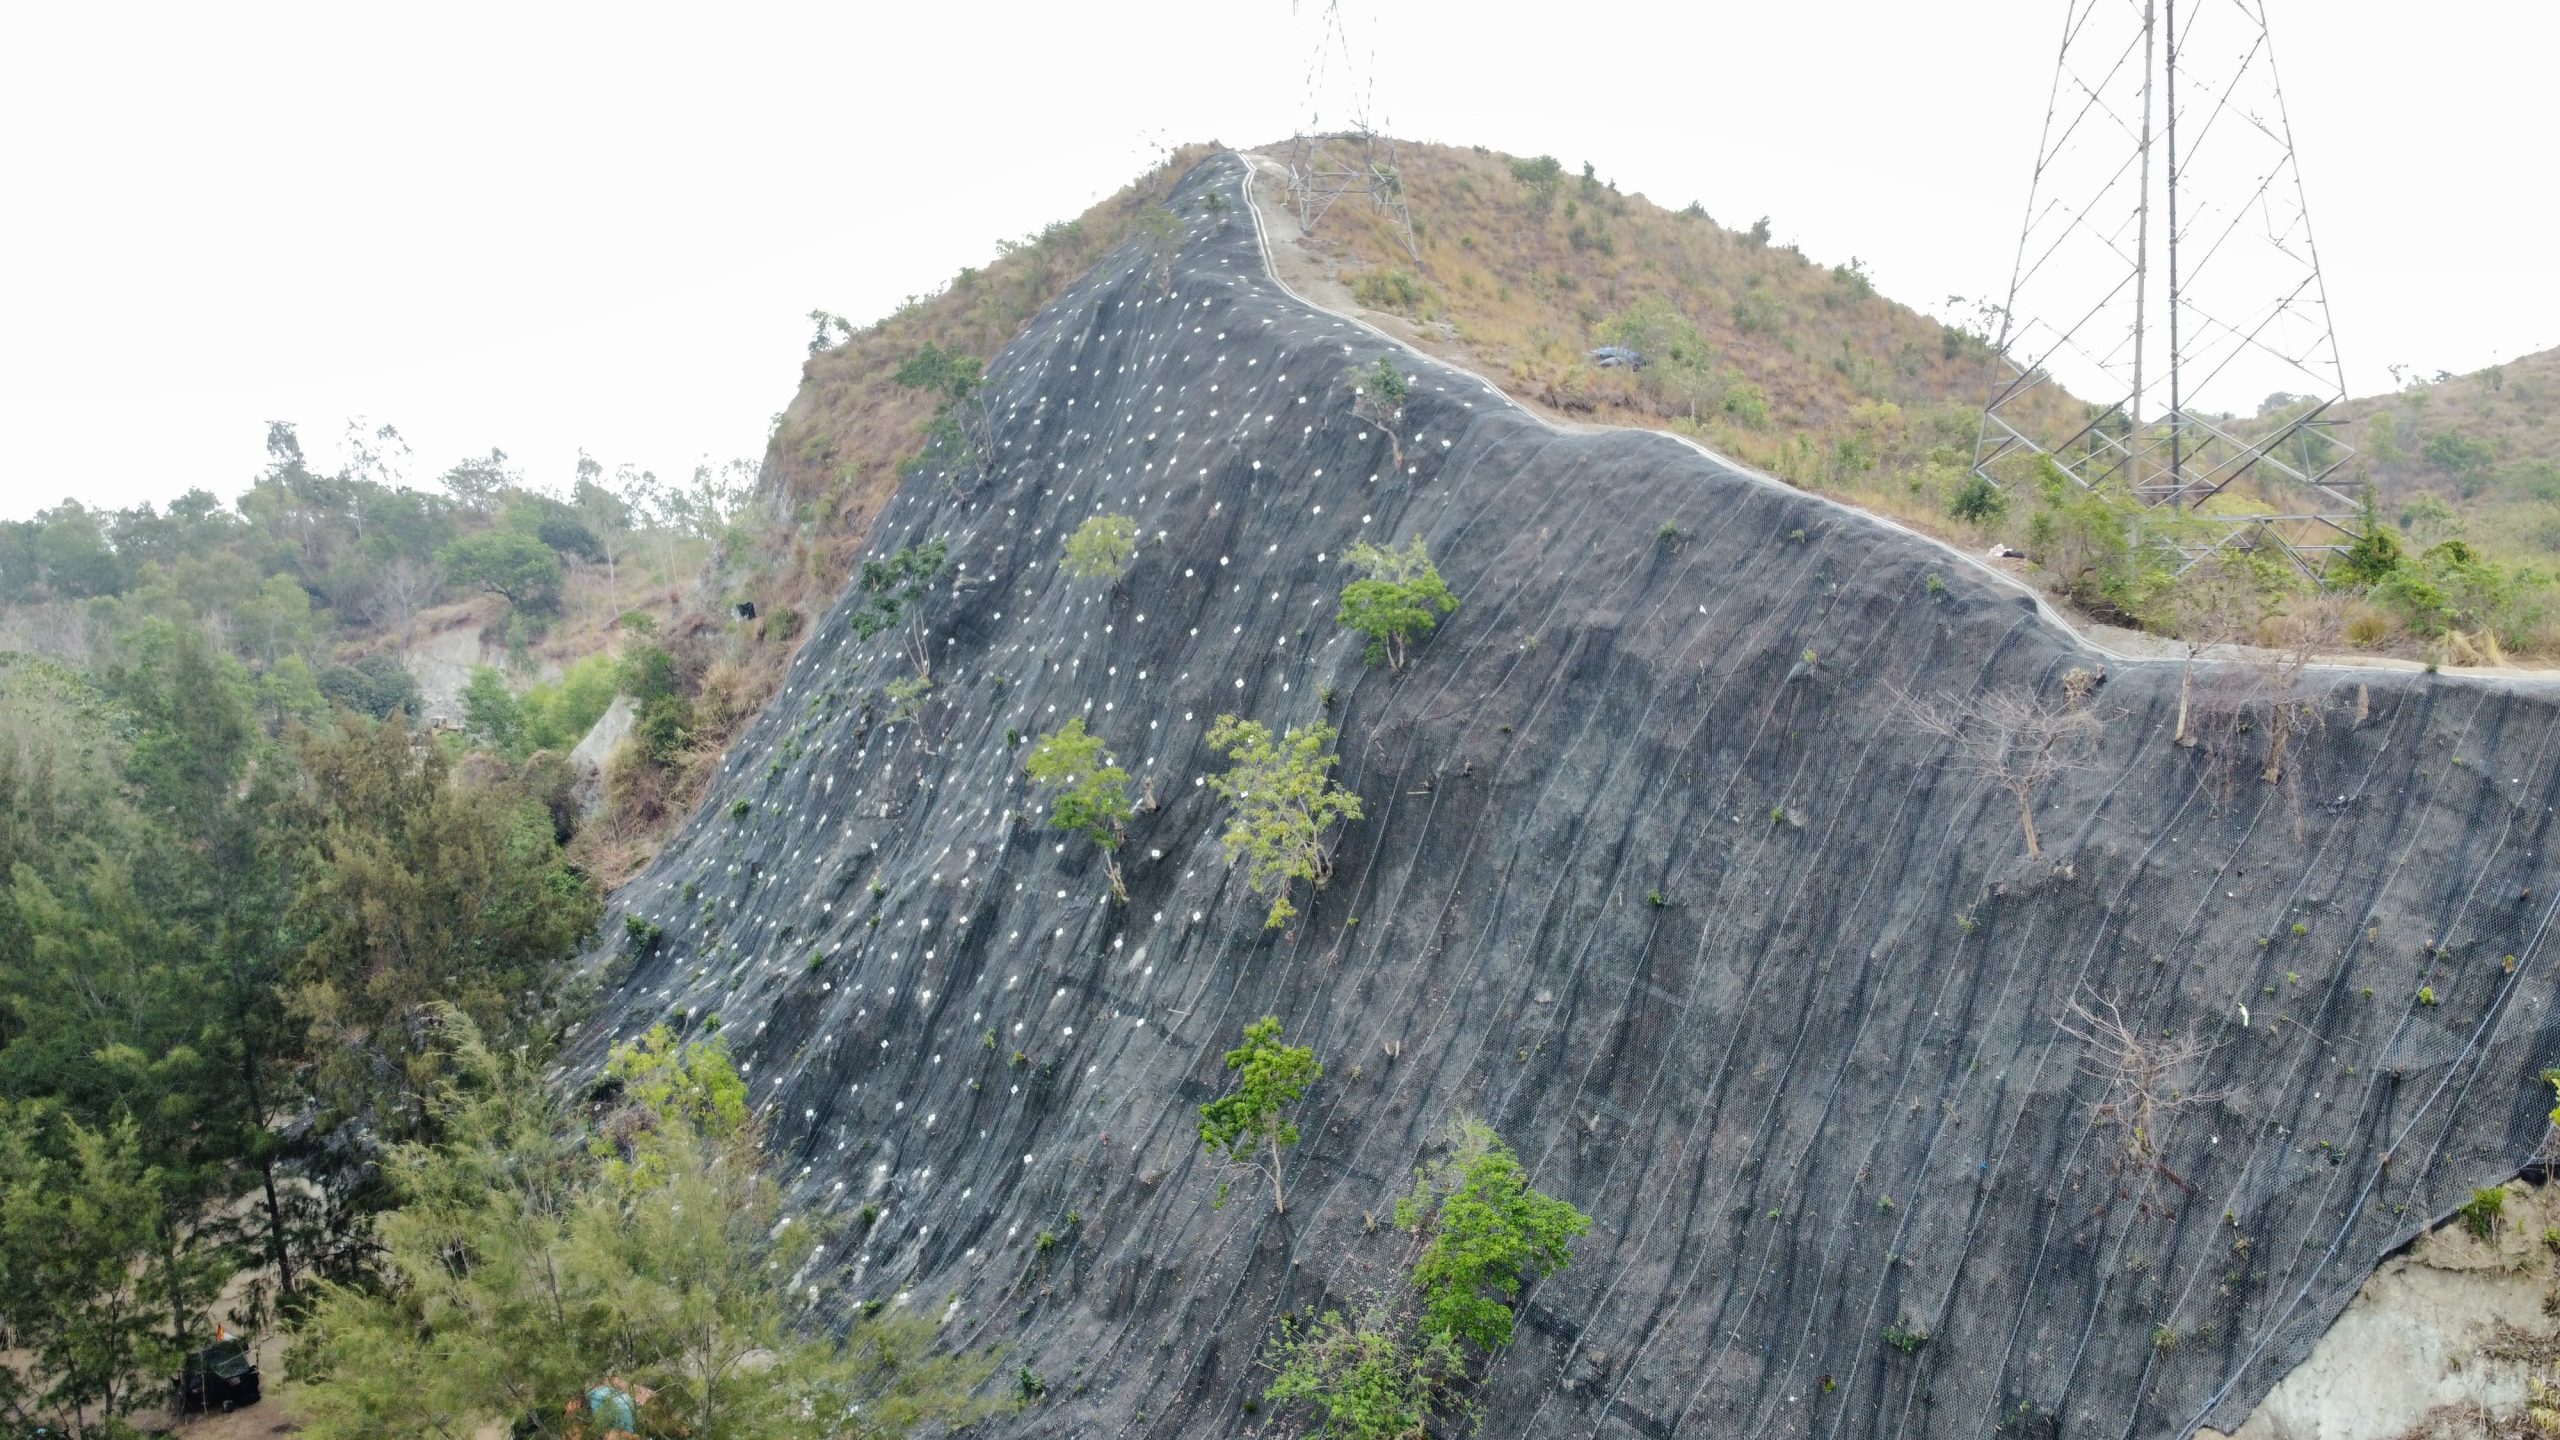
(290, 1019, 999, 1440)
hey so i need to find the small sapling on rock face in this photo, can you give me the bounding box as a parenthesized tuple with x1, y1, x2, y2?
(1063, 513, 1139, 585)
(1349, 356, 1413, 473)
(1023, 718, 1136, 900)
(1336, 536, 1459, 674)
(1197, 1017, 1322, 1214)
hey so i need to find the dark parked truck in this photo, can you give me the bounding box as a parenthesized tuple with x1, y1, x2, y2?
(177, 1337, 261, 1415)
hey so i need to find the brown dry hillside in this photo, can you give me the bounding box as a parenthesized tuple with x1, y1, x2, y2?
(742, 137, 2072, 630)
(747, 144, 1223, 615)
(1228, 137, 2557, 658)
(732, 138, 2557, 703)
(1234, 137, 2085, 534)
(2332, 344, 2560, 564)
(1253, 142, 1988, 422)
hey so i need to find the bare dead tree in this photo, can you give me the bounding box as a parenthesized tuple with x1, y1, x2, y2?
(2251, 603, 2339, 788)
(2057, 992, 2222, 1165)
(364, 554, 443, 651)
(2193, 599, 2337, 799)
(2163, 557, 2261, 748)
(1896, 680, 2104, 858)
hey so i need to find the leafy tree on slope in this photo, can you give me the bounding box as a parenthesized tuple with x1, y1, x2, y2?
(1024, 718, 1136, 900)
(1197, 1017, 1322, 1215)
(1063, 514, 1139, 585)
(1337, 536, 1458, 673)
(1204, 715, 1363, 929)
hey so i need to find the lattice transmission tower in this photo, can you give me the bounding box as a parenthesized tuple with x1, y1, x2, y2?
(1283, 1, 1417, 260)
(1973, 0, 2358, 581)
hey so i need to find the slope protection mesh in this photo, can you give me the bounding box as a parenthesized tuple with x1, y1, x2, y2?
(572, 154, 2560, 1439)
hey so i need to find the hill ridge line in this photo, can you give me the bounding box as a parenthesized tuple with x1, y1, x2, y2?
(1229, 149, 2559, 695)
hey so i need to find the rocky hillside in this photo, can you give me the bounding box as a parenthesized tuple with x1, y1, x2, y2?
(576, 154, 2560, 1439)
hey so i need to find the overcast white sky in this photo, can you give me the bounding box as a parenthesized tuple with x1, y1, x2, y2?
(2, 1, 2551, 522)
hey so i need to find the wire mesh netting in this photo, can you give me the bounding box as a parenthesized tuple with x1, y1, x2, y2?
(572, 153, 2560, 1439)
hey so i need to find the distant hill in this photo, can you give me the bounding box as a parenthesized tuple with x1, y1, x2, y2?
(2331, 345, 2560, 565)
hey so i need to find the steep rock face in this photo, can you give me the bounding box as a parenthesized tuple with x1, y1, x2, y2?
(575, 154, 2560, 1439)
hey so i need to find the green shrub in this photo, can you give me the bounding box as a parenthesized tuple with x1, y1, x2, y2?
(883, 673, 932, 727)
(1337, 536, 1458, 673)
(1023, 718, 1135, 898)
(1721, 378, 1770, 428)
(2423, 428, 2496, 481)
(2372, 537, 2531, 644)
(1351, 355, 1411, 426)
(1508, 154, 1561, 185)
(2334, 516, 2406, 585)
(1395, 1117, 1592, 1352)
(521, 651, 620, 753)
(1732, 289, 1781, 334)
(439, 529, 564, 614)
(849, 539, 948, 642)
(1063, 514, 1138, 584)
(1262, 1307, 1458, 1440)
(1205, 715, 1365, 929)
(1508, 154, 1563, 212)
(1134, 205, 1183, 290)
(1352, 269, 1427, 312)
(892, 342, 981, 402)
(2020, 461, 2184, 622)
(1949, 473, 2008, 525)
(317, 652, 422, 719)
(2459, 1186, 2506, 1239)
(461, 666, 527, 756)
